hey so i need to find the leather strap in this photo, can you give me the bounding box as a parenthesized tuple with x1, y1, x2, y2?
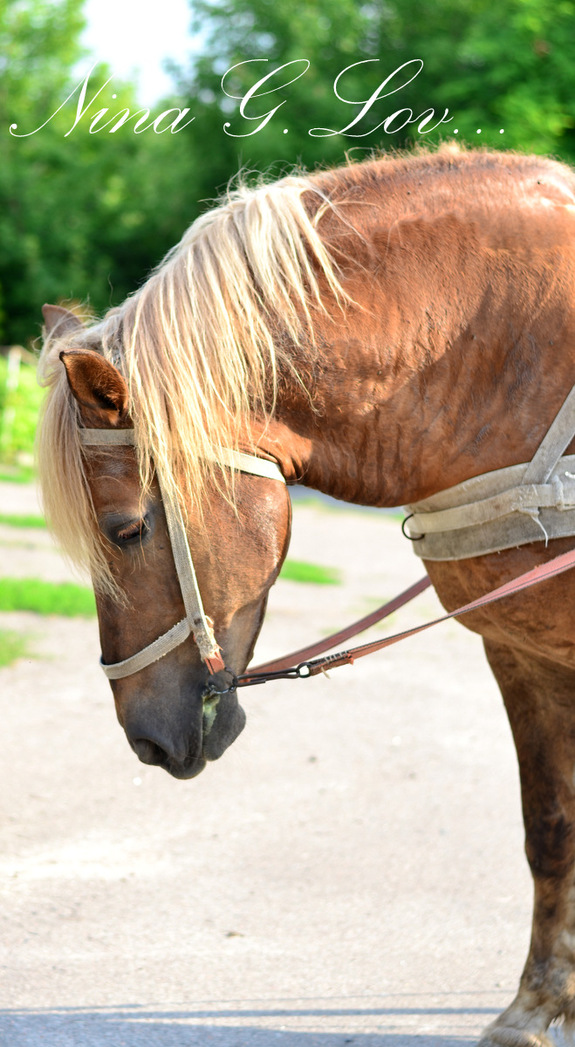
(156, 467, 224, 672)
(523, 382, 575, 483)
(239, 546, 575, 686)
(99, 618, 194, 681)
(249, 576, 432, 675)
(79, 428, 285, 483)
(203, 446, 285, 484)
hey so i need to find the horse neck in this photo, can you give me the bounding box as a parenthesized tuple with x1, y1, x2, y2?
(267, 219, 575, 508)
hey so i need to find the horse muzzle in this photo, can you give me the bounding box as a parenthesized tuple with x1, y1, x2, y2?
(123, 686, 246, 778)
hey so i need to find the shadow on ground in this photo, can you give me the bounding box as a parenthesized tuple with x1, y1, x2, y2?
(0, 1002, 506, 1047)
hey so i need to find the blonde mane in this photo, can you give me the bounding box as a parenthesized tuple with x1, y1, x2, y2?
(37, 172, 348, 594)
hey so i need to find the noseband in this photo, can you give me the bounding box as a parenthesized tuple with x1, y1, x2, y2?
(79, 428, 285, 680)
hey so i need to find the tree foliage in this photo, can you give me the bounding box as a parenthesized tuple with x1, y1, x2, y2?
(0, 0, 196, 345)
(180, 0, 575, 194)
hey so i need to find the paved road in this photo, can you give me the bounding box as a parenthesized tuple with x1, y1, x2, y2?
(0, 485, 542, 1046)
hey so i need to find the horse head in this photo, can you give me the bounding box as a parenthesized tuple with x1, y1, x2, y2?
(43, 308, 292, 779)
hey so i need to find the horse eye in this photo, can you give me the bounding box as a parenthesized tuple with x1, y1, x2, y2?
(114, 516, 150, 547)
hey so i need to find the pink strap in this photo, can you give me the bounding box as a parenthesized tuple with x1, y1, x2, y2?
(250, 576, 432, 674)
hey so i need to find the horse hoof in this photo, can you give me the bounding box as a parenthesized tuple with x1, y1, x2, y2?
(478, 1025, 556, 1047)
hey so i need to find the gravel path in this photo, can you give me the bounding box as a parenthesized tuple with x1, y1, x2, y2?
(0, 484, 538, 1046)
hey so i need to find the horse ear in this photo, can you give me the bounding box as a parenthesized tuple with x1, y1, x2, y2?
(42, 304, 83, 339)
(60, 349, 130, 428)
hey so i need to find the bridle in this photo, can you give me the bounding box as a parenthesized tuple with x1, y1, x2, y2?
(79, 427, 285, 686)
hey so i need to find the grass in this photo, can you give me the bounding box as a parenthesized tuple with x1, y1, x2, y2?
(0, 464, 37, 484)
(280, 559, 341, 585)
(0, 628, 31, 667)
(0, 512, 46, 528)
(0, 578, 96, 617)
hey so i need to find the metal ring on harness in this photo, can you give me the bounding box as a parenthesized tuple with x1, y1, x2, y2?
(203, 667, 239, 697)
(401, 514, 425, 541)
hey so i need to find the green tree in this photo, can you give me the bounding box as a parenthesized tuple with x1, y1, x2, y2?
(435, 0, 575, 155)
(175, 0, 390, 196)
(0, 0, 85, 343)
(1, 0, 198, 346)
(176, 0, 575, 199)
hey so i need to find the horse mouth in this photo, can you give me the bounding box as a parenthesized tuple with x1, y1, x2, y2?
(166, 755, 207, 780)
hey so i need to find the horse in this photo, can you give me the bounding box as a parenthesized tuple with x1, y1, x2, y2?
(37, 146, 575, 1046)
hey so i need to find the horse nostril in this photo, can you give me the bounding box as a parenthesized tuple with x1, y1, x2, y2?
(126, 727, 206, 779)
(130, 737, 168, 766)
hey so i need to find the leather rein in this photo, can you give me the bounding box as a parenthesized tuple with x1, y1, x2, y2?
(79, 428, 575, 697)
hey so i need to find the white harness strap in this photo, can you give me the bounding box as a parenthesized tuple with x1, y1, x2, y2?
(79, 428, 285, 678)
(404, 383, 575, 560)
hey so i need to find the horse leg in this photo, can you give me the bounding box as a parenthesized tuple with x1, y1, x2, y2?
(479, 639, 575, 1047)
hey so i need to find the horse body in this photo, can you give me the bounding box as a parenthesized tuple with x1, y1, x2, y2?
(39, 149, 575, 1044)
(271, 155, 575, 507)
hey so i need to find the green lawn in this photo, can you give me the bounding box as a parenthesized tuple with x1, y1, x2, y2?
(280, 559, 341, 585)
(0, 512, 46, 528)
(0, 578, 96, 617)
